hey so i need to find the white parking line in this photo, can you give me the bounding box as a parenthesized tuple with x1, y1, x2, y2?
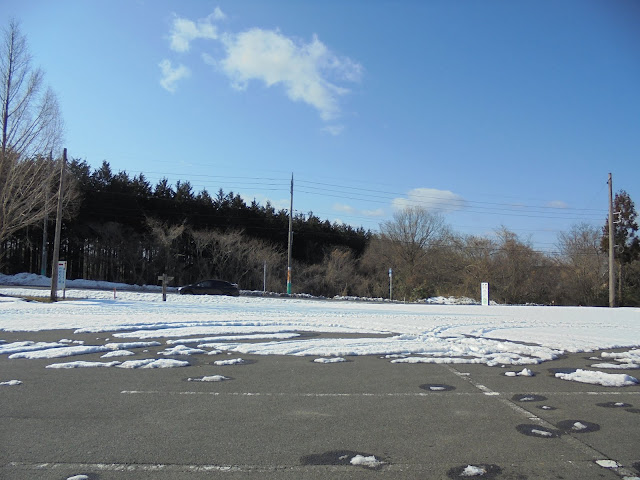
(121, 389, 640, 397)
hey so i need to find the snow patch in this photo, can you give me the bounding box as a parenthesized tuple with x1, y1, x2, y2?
(188, 375, 229, 382)
(158, 345, 207, 356)
(461, 464, 487, 476)
(0, 379, 22, 386)
(505, 368, 534, 377)
(313, 357, 347, 363)
(117, 359, 189, 369)
(349, 455, 383, 468)
(101, 350, 135, 358)
(214, 358, 246, 366)
(555, 369, 639, 387)
(46, 361, 121, 369)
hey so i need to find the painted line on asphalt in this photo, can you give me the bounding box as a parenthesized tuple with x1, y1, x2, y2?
(121, 390, 480, 397)
(121, 390, 640, 397)
(446, 365, 639, 479)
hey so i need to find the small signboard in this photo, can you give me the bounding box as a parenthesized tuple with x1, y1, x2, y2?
(57, 261, 67, 299)
(481, 282, 489, 306)
(57, 261, 67, 290)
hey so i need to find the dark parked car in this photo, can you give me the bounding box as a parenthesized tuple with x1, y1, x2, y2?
(178, 279, 240, 296)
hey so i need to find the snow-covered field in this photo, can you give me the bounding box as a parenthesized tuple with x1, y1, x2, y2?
(1, 273, 640, 387)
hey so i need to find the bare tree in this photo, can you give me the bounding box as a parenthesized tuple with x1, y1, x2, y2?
(379, 207, 448, 299)
(0, 20, 66, 263)
(146, 217, 185, 274)
(557, 223, 607, 305)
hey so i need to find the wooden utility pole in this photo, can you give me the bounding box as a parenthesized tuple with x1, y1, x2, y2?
(286, 174, 293, 294)
(50, 148, 66, 302)
(608, 173, 615, 307)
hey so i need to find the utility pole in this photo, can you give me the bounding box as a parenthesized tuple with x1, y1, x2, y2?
(50, 148, 66, 302)
(287, 174, 293, 294)
(608, 173, 615, 308)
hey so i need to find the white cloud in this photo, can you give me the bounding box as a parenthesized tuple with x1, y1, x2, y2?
(546, 200, 568, 209)
(362, 208, 385, 217)
(392, 188, 466, 213)
(322, 124, 345, 136)
(332, 204, 386, 218)
(333, 203, 356, 214)
(159, 59, 191, 93)
(219, 29, 362, 120)
(169, 11, 223, 53)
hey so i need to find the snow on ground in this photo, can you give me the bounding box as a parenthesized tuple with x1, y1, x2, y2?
(1, 380, 23, 386)
(1, 275, 640, 372)
(504, 368, 534, 377)
(349, 455, 384, 468)
(313, 357, 347, 363)
(554, 369, 639, 387)
(214, 358, 246, 366)
(188, 375, 229, 382)
(461, 465, 487, 476)
(46, 361, 121, 369)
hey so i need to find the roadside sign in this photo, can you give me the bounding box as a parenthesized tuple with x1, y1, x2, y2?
(57, 261, 67, 290)
(57, 261, 67, 299)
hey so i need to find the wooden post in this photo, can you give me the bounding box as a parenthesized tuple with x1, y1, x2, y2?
(158, 273, 174, 301)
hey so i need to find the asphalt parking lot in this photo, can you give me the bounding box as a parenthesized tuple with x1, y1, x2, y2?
(1, 329, 640, 480)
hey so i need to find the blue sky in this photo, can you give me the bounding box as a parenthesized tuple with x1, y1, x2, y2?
(4, 0, 639, 253)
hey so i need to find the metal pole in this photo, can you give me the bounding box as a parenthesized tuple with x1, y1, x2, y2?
(263, 260, 267, 293)
(608, 173, 615, 307)
(50, 148, 66, 302)
(287, 174, 293, 294)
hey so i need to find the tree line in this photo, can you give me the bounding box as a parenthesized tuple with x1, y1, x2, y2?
(2, 156, 639, 306)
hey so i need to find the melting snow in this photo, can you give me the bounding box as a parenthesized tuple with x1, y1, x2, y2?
(313, 357, 347, 363)
(461, 464, 487, 476)
(350, 455, 383, 468)
(555, 369, 639, 387)
(188, 375, 229, 382)
(0, 379, 22, 386)
(214, 358, 246, 366)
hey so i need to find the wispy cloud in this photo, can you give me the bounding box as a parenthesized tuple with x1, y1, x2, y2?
(333, 203, 356, 214)
(332, 204, 386, 218)
(392, 188, 466, 213)
(546, 200, 568, 209)
(322, 124, 345, 136)
(362, 208, 385, 217)
(159, 59, 190, 93)
(169, 9, 224, 53)
(161, 8, 362, 126)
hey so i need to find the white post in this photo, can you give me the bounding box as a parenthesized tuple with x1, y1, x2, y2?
(481, 282, 489, 306)
(389, 268, 393, 301)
